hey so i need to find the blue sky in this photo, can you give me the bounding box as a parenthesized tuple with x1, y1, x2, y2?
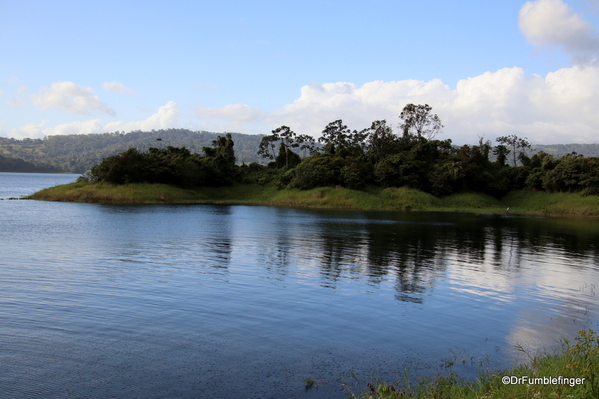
(1, 0, 599, 144)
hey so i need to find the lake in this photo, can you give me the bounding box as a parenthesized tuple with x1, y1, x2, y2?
(1, 172, 598, 398)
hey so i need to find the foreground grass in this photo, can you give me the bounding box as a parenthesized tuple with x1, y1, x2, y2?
(345, 329, 599, 399)
(29, 181, 599, 217)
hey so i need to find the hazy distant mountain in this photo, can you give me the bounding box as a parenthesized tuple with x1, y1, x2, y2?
(0, 129, 266, 173)
(1, 128, 598, 174)
(0, 154, 62, 173)
(531, 143, 599, 158)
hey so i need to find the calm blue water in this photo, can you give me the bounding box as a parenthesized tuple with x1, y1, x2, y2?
(1, 172, 598, 398)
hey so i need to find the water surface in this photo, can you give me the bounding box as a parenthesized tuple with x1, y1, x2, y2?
(1, 173, 598, 398)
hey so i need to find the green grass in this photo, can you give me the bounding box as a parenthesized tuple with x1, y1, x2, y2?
(501, 190, 599, 217)
(345, 328, 599, 399)
(437, 192, 503, 213)
(28, 182, 599, 217)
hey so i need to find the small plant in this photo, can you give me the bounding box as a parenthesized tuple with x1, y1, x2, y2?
(366, 381, 405, 398)
(304, 378, 319, 391)
(565, 328, 599, 396)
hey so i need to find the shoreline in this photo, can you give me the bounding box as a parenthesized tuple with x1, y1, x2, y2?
(344, 328, 598, 399)
(28, 181, 599, 218)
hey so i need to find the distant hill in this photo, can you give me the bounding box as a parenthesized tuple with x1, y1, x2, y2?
(0, 129, 266, 173)
(0, 154, 62, 173)
(531, 143, 599, 158)
(1, 128, 598, 174)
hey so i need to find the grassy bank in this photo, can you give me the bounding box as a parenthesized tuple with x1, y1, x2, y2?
(345, 328, 599, 399)
(29, 181, 599, 217)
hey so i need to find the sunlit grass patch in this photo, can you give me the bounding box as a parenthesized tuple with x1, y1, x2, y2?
(439, 191, 502, 211)
(29, 182, 203, 204)
(29, 182, 599, 217)
(382, 187, 441, 210)
(502, 190, 599, 217)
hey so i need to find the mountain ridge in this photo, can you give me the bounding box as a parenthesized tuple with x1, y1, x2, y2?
(1, 129, 599, 174)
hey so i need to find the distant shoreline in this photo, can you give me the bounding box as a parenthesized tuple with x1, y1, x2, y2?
(28, 181, 599, 218)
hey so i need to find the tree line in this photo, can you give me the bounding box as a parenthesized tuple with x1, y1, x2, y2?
(2, 126, 599, 175)
(87, 104, 599, 197)
(0, 129, 266, 173)
(87, 134, 238, 186)
(0, 154, 61, 173)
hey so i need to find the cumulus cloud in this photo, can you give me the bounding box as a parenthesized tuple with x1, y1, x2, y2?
(191, 66, 599, 144)
(105, 101, 181, 132)
(519, 0, 599, 64)
(103, 81, 136, 95)
(2, 121, 50, 139)
(2, 101, 181, 138)
(31, 81, 115, 115)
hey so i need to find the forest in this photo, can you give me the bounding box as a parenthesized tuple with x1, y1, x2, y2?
(0, 154, 61, 173)
(2, 124, 599, 174)
(86, 104, 599, 198)
(0, 130, 265, 173)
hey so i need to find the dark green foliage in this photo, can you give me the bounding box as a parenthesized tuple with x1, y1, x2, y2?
(340, 157, 371, 190)
(496, 135, 531, 166)
(493, 144, 509, 167)
(0, 129, 266, 173)
(365, 120, 397, 164)
(89, 134, 238, 187)
(287, 154, 344, 189)
(271, 108, 599, 199)
(428, 161, 467, 196)
(375, 152, 426, 189)
(542, 155, 599, 194)
(257, 126, 315, 168)
(275, 143, 302, 169)
(318, 119, 369, 157)
(0, 154, 61, 173)
(23, 103, 597, 198)
(3, 128, 599, 177)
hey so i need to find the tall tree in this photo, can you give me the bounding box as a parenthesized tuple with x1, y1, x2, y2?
(496, 135, 531, 166)
(257, 134, 279, 161)
(398, 103, 443, 139)
(493, 145, 510, 167)
(318, 120, 352, 151)
(257, 126, 313, 168)
(296, 134, 317, 157)
(366, 119, 396, 164)
(273, 126, 298, 168)
(318, 119, 370, 155)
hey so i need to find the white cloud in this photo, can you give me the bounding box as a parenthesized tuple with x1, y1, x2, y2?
(191, 66, 599, 144)
(105, 101, 181, 132)
(44, 119, 105, 136)
(31, 81, 115, 115)
(2, 121, 49, 139)
(2, 101, 181, 139)
(103, 81, 136, 95)
(519, 0, 599, 65)
(445, 66, 599, 143)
